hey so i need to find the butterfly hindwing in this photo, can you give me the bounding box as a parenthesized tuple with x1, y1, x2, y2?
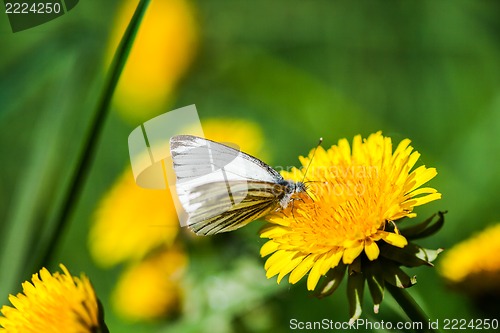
(185, 180, 286, 235)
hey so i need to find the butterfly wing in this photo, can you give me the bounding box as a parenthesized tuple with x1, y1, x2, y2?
(185, 180, 285, 235)
(170, 135, 283, 184)
(170, 135, 286, 235)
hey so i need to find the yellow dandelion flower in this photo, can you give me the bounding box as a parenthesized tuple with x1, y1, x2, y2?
(0, 264, 106, 333)
(108, 0, 198, 123)
(112, 247, 187, 321)
(89, 168, 179, 267)
(261, 132, 441, 291)
(260, 132, 443, 320)
(439, 223, 500, 294)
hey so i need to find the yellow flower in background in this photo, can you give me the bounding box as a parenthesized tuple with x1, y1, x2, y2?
(196, 118, 266, 159)
(108, 0, 198, 123)
(262, 132, 441, 290)
(112, 247, 187, 321)
(0, 265, 106, 333)
(89, 118, 265, 267)
(89, 168, 179, 267)
(439, 223, 500, 294)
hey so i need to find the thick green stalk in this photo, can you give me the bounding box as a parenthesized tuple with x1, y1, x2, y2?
(37, 0, 152, 269)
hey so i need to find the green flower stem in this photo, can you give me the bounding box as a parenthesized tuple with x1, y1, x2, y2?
(386, 284, 441, 333)
(37, 0, 152, 269)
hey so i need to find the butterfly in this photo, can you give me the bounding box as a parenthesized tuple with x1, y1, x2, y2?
(169, 135, 308, 235)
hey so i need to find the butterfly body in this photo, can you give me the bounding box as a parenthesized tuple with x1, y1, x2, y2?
(276, 179, 307, 209)
(170, 135, 306, 235)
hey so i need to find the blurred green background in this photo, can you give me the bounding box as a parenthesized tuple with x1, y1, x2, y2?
(1, 0, 500, 332)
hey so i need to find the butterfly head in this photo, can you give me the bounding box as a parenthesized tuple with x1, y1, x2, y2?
(278, 180, 305, 194)
(295, 181, 307, 194)
(276, 180, 311, 211)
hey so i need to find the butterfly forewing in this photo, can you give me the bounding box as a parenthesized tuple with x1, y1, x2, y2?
(170, 135, 282, 183)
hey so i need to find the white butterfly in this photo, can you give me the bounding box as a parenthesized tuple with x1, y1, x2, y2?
(169, 135, 307, 235)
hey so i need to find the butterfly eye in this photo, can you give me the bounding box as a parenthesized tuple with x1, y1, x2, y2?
(271, 184, 283, 195)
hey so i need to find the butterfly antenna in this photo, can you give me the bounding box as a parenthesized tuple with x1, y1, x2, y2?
(301, 137, 323, 183)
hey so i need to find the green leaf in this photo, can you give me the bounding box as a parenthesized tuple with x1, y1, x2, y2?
(347, 270, 365, 323)
(381, 260, 416, 288)
(364, 261, 385, 312)
(316, 263, 347, 298)
(400, 211, 446, 240)
(414, 247, 444, 264)
(379, 242, 439, 267)
(348, 256, 362, 274)
(97, 299, 110, 333)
